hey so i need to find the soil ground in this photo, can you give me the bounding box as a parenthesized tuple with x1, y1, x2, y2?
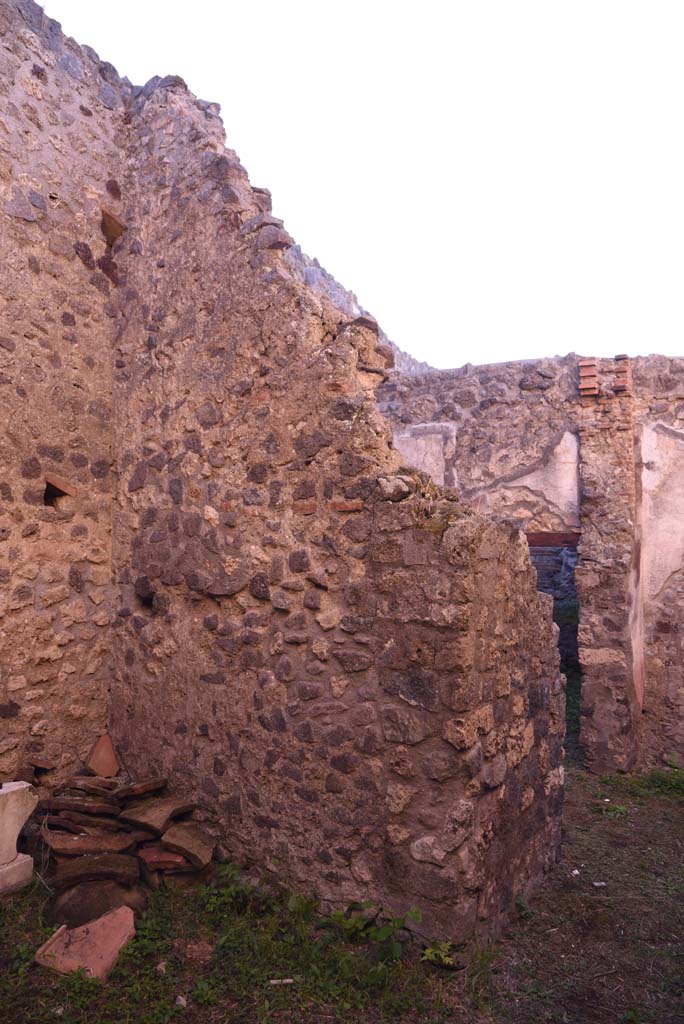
(1, 761, 682, 1024)
(487, 764, 684, 1024)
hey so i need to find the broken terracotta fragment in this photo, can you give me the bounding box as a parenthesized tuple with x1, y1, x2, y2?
(56, 778, 120, 799)
(59, 810, 127, 832)
(40, 796, 120, 817)
(53, 853, 140, 890)
(116, 777, 167, 800)
(120, 797, 195, 835)
(125, 828, 159, 844)
(137, 845, 191, 872)
(41, 827, 134, 857)
(161, 822, 215, 869)
(35, 905, 135, 980)
(78, 776, 120, 791)
(85, 735, 120, 778)
(44, 816, 85, 834)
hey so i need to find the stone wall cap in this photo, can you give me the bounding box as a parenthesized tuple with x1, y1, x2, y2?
(0, 781, 37, 806)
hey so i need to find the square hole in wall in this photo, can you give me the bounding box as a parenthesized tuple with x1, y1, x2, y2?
(43, 474, 77, 508)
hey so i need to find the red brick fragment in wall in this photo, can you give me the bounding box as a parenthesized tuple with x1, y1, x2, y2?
(85, 736, 120, 779)
(100, 209, 126, 246)
(526, 532, 580, 549)
(578, 357, 599, 397)
(44, 473, 78, 497)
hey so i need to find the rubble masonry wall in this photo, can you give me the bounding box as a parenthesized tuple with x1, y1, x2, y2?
(0, 0, 125, 777)
(379, 355, 684, 771)
(0, 0, 564, 938)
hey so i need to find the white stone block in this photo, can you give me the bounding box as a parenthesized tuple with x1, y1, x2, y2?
(0, 780, 39, 866)
(0, 853, 34, 895)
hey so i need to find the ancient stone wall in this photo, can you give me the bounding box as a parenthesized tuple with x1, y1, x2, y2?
(0, 0, 565, 939)
(381, 355, 684, 771)
(378, 356, 581, 533)
(105, 76, 564, 937)
(0, 0, 126, 779)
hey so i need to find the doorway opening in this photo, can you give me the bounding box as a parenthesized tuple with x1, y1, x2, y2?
(527, 531, 582, 762)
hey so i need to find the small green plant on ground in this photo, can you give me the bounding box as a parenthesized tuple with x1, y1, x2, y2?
(593, 800, 630, 818)
(191, 975, 219, 1006)
(465, 943, 499, 1011)
(421, 940, 461, 968)
(620, 1010, 650, 1024)
(319, 900, 423, 962)
(515, 895, 534, 919)
(601, 764, 684, 799)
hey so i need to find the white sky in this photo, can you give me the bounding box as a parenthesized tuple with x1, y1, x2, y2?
(45, 1, 684, 368)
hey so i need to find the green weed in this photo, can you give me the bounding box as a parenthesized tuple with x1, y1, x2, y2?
(421, 940, 460, 968)
(319, 900, 423, 962)
(602, 765, 684, 799)
(593, 801, 630, 818)
(465, 943, 499, 1010)
(515, 895, 535, 919)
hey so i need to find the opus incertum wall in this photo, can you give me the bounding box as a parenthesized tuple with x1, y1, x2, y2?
(0, 0, 564, 938)
(379, 354, 684, 773)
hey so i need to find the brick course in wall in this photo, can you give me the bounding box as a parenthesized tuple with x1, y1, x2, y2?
(575, 359, 641, 772)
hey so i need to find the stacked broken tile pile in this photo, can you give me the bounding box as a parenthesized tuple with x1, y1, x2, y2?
(34, 737, 216, 928)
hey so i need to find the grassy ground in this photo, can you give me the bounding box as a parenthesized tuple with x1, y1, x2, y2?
(1, 765, 682, 1024)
